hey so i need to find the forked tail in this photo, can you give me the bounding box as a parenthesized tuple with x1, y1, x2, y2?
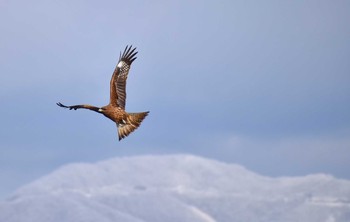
(117, 111, 149, 140)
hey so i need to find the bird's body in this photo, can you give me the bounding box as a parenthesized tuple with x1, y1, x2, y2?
(100, 105, 127, 124)
(57, 45, 149, 141)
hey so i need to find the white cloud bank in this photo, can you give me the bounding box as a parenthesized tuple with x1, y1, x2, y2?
(0, 155, 349, 222)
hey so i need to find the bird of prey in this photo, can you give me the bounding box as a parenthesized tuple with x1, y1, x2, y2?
(57, 45, 149, 141)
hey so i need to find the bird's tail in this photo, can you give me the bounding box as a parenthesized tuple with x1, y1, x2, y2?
(117, 111, 149, 141)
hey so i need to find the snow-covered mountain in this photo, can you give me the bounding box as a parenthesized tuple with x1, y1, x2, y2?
(0, 154, 349, 222)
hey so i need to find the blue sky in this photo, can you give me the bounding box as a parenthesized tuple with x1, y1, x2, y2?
(1, 0, 350, 199)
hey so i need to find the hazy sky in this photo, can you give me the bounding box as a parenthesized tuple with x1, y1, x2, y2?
(1, 0, 349, 199)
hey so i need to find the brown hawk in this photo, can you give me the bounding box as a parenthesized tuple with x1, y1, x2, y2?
(57, 45, 149, 140)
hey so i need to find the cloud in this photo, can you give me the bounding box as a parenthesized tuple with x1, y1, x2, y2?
(196, 130, 350, 178)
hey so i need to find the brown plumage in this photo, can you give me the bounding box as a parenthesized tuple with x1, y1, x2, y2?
(57, 45, 149, 141)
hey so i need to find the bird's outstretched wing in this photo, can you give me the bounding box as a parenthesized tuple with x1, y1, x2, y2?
(110, 45, 138, 109)
(56, 102, 100, 112)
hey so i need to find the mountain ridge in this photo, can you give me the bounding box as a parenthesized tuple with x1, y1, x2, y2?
(1, 154, 349, 222)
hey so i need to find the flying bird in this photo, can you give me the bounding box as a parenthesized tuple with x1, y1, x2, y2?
(57, 45, 149, 141)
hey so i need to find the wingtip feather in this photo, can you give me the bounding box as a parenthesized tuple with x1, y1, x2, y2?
(119, 45, 138, 64)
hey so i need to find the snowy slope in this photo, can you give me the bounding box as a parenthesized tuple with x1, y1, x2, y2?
(0, 155, 349, 222)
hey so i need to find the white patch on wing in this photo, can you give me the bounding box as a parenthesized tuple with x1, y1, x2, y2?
(117, 61, 126, 68)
